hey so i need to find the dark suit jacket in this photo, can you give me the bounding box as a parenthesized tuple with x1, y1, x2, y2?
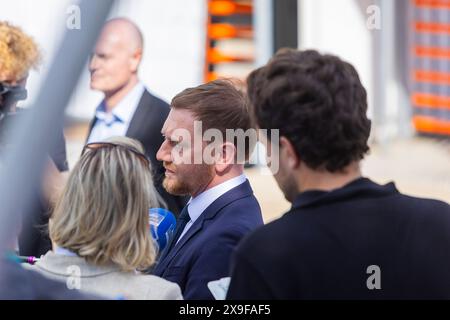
(9, 109, 69, 257)
(87, 90, 187, 215)
(152, 180, 263, 300)
(227, 178, 450, 300)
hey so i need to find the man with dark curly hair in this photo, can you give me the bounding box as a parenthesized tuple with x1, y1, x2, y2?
(227, 49, 450, 299)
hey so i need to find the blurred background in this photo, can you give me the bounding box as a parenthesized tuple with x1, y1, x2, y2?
(1, 0, 449, 222)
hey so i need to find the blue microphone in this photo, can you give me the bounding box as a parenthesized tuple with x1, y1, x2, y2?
(149, 208, 176, 253)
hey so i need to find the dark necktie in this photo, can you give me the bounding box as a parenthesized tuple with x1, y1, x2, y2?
(165, 205, 190, 254)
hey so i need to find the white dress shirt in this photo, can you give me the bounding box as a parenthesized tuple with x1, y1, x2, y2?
(176, 174, 247, 244)
(87, 82, 145, 143)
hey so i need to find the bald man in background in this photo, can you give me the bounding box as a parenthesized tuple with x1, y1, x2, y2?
(87, 18, 187, 215)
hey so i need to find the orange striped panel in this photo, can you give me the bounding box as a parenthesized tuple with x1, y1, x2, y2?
(208, 24, 253, 39)
(414, 0, 450, 10)
(207, 48, 254, 63)
(412, 92, 450, 110)
(414, 46, 450, 59)
(414, 70, 450, 85)
(209, 0, 253, 16)
(413, 115, 450, 135)
(206, 72, 219, 82)
(414, 21, 450, 34)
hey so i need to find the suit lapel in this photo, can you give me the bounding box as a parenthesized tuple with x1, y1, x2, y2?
(126, 90, 150, 140)
(85, 117, 98, 144)
(159, 180, 254, 268)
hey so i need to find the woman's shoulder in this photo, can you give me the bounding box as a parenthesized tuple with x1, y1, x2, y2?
(22, 252, 183, 300)
(89, 272, 183, 300)
(131, 273, 183, 300)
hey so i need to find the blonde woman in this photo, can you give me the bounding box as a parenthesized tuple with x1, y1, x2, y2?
(24, 136, 182, 300)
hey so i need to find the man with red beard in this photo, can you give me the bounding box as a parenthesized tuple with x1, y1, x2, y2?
(152, 79, 263, 300)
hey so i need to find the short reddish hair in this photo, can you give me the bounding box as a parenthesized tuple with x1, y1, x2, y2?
(171, 79, 255, 160)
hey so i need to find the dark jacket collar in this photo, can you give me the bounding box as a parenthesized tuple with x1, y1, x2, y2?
(291, 177, 398, 210)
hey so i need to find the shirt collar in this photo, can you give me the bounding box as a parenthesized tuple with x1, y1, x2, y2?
(94, 82, 145, 124)
(55, 247, 78, 257)
(187, 174, 247, 224)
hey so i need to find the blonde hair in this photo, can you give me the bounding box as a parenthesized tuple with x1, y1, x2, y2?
(50, 136, 158, 271)
(0, 21, 41, 82)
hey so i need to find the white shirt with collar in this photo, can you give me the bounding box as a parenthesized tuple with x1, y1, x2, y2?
(87, 82, 145, 143)
(176, 174, 247, 244)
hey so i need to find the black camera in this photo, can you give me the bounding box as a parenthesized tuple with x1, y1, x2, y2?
(0, 83, 28, 121)
(0, 83, 28, 146)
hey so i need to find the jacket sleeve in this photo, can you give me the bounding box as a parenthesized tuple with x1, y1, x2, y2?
(49, 124, 69, 172)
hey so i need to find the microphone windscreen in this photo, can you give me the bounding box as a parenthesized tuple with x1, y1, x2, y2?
(149, 208, 176, 252)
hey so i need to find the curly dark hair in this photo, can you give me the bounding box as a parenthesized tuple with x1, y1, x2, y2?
(247, 49, 371, 172)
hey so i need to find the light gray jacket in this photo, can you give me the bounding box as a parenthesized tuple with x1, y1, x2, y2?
(23, 251, 182, 300)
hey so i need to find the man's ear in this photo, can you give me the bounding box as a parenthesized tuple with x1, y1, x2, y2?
(130, 48, 142, 73)
(215, 142, 236, 174)
(280, 136, 300, 169)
